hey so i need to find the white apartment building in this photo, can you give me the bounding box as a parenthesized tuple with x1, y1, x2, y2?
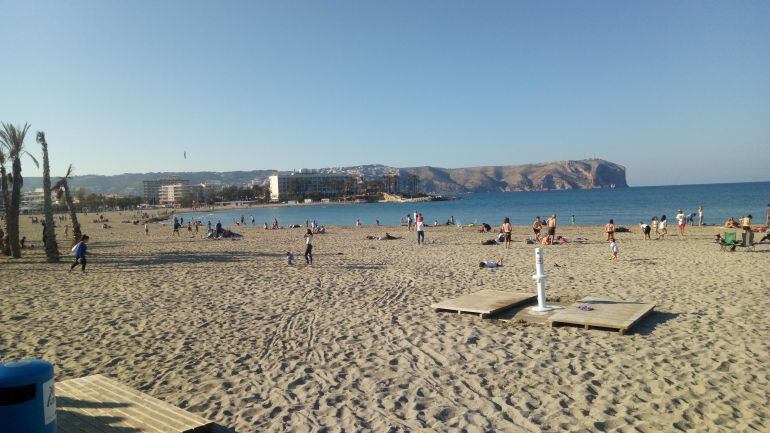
(269, 170, 350, 202)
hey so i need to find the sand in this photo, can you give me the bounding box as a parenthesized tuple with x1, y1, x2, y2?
(1, 213, 768, 432)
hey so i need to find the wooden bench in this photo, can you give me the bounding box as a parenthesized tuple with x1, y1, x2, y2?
(56, 374, 214, 433)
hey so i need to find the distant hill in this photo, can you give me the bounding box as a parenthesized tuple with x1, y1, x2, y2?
(21, 159, 626, 196)
(398, 159, 627, 193)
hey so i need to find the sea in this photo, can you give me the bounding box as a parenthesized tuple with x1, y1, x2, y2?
(175, 182, 769, 228)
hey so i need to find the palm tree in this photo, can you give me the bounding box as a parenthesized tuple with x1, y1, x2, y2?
(0, 123, 38, 258)
(37, 132, 60, 262)
(54, 165, 81, 245)
(0, 146, 10, 255)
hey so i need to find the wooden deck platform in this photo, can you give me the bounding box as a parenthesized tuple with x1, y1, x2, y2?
(431, 290, 537, 318)
(548, 297, 655, 334)
(56, 374, 214, 433)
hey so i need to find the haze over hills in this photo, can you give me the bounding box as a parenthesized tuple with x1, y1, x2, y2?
(21, 159, 627, 196)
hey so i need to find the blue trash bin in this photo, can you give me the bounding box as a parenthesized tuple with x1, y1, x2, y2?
(0, 359, 56, 433)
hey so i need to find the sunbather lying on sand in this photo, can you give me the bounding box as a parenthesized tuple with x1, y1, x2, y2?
(366, 232, 401, 240)
(479, 258, 503, 268)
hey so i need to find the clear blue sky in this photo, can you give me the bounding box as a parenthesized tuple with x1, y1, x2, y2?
(2, 0, 768, 186)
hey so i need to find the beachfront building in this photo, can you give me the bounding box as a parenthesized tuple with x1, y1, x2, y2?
(142, 177, 189, 205)
(158, 184, 203, 205)
(20, 188, 46, 213)
(269, 170, 351, 202)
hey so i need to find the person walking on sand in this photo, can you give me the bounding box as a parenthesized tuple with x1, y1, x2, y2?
(144, 222, 149, 235)
(610, 238, 619, 260)
(546, 214, 557, 242)
(69, 234, 90, 272)
(173, 220, 181, 236)
(605, 219, 616, 241)
(658, 215, 668, 239)
(532, 216, 543, 241)
(570, 214, 576, 226)
(251, 215, 255, 226)
(698, 205, 704, 226)
(303, 229, 313, 265)
(501, 217, 513, 249)
(416, 216, 425, 245)
(676, 210, 686, 238)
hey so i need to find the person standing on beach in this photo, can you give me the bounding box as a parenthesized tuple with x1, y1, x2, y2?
(546, 214, 557, 242)
(407, 214, 413, 231)
(532, 216, 543, 241)
(303, 229, 313, 264)
(698, 206, 704, 226)
(605, 219, 615, 241)
(69, 235, 90, 272)
(173, 220, 181, 236)
(676, 210, 686, 238)
(416, 216, 425, 245)
(658, 215, 668, 239)
(144, 222, 149, 235)
(651, 216, 658, 236)
(356, 219, 362, 228)
(240, 215, 245, 225)
(251, 216, 255, 226)
(570, 215, 576, 226)
(501, 217, 513, 249)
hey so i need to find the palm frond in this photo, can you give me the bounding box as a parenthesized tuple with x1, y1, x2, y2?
(23, 151, 39, 168)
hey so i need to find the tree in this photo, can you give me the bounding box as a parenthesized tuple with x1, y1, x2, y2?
(37, 132, 60, 262)
(0, 123, 39, 258)
(54, 165, 81, 246)
(0, 144, 10, 255)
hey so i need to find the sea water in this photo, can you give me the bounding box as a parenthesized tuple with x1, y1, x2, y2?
(176, 181, 768, 228)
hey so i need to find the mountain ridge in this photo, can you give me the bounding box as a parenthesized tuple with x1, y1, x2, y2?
(20, 159, 627, 196)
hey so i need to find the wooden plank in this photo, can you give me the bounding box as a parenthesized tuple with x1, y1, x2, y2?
(431, 290, 536, 316)
(61, 375, 208, 433)
(548, 297, 655, 333)
(57, 374, 214, 433)
(62, 376, 179, 433)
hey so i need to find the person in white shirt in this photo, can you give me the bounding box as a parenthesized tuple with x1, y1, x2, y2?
(658, 215, 668, 239)
(639, 221, 651, 240)
(416, 219, 425, 244)
(676, 210, 686, 238)
(303, 229, 313, 264)
(610, 239, 619, 260)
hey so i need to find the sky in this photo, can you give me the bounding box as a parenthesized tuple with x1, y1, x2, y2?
(1, 0, 768, 186)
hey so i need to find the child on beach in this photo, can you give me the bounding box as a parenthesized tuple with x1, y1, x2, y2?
(610, 239, 619, 260)
(640, 221, 651, 240)
(676, 210, 686, 238)
(144, 223, 149, 235)
(658, 215, 667, 239)
(286, 252, 294, 265)
(69, 235, 90, 272)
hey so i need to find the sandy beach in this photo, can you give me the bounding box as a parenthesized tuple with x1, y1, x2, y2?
(1, 213, 767, 432)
